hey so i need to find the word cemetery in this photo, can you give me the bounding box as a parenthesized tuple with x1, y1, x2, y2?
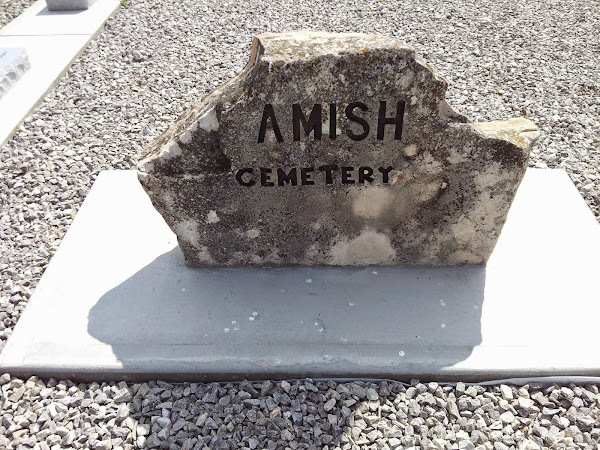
(235, 165, 395, 187)
(138, 32, 539, 266)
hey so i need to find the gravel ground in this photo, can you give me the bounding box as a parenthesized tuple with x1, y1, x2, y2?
(1, 0, 599, 448)
(0, 0, 37, 29)
(1, 375, 599, 449)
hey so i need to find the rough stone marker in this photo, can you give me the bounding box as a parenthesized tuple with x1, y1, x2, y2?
(138, 32, 539, 266)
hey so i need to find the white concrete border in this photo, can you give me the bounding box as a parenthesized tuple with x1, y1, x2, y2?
(0, 0, 120, 148)
(0, 169, 599, 382)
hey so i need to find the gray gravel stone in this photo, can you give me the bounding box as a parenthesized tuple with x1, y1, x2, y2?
(0, 372, 10, 385)
(323, 397, 336, 412)
(499, 384, 513, 400)
(366, 387, 380, 401)
(113, 388, 132, 403)
(351, 383, 367, 399)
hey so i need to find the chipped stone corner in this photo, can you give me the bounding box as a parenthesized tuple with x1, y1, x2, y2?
(475, 118, 540, 149)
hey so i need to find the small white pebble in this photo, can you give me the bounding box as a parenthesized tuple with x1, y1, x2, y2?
(248, 317, 255, 321)
(399, 351, 406, 357)
(306, 278, 312, 283)
(223, 328, 230, 333)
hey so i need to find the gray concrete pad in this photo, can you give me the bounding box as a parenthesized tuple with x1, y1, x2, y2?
(1, 169, 599, 382)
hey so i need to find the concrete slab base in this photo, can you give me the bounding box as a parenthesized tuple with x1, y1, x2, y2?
(1, 169, 599, 382)
(0, 0, 120, 147)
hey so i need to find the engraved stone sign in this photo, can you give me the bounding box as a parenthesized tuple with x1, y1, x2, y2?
(138, 32, 539, 266)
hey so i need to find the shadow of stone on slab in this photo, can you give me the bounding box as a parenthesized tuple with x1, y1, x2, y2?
(87, 246, 485, 381)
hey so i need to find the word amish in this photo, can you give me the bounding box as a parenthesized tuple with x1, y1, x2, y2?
(257, 101, 405, 142)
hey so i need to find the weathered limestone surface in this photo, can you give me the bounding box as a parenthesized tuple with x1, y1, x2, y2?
(0, 48, 30, 100)
(138, 31, 539, 266)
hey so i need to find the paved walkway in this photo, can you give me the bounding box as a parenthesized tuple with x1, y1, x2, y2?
(0, 0, 120, 148)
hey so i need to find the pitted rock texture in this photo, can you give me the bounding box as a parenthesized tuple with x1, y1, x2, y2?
(138, 31, 539, 267)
